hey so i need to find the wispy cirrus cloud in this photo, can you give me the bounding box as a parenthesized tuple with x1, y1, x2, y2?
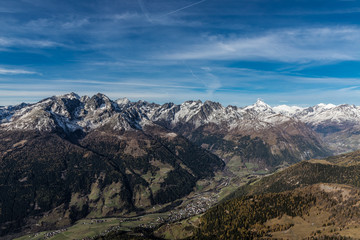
(135, 0, 202, 26)
(0, 37, 61, 48)
(162, 27, 360, 63)
(54, 79, 203, 89)
(0, 67, 38, 75)
(2, 0, 360, 107)
(162, 0, 207, 17)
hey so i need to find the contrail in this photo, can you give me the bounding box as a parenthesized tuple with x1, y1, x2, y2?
(163, 0, 207, 17)
(184, 62, 207, 90)
(137, 0, 153, 22)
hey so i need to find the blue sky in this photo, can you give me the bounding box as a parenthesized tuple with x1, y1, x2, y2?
(1, 0, 360, 106)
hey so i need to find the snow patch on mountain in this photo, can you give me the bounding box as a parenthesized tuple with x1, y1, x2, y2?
(296, 104, 360, 126)
(244, 99, 274, 115)
(0, 103, 28, 123)
(3, 93, 360, 137)
(273, 105, 304, 117)
(1, 93, 143, 132)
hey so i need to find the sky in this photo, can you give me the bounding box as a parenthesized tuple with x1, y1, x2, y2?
(1, 0, 360, 106)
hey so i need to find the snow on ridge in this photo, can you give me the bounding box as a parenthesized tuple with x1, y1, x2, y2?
(3, 92, 360, 133)
(299, 104, 360, 125)
(55, 92, 80, 100)
(273, 105, 305, 117)
(0, 93, 137, 132)
(316, 103, 337, 109)
(116, 97, 131, 106)
(0, 95, 304, 132)
(243, 99, 274, 115)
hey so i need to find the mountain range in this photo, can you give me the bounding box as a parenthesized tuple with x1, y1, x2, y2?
(274, 103, 360, 154)
(2, 93, 360, 238)
(1, 93, 343, 169)
(2, 93, 359, 168)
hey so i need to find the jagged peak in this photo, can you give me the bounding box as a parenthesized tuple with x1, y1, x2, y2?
(183, 100, 202, 105)
(1, 102, 28, 110)
(204, 100, 222, 106)
(92, 93, 111, 101)
(244, 98, 273, 113)
(157, 102, 177, 111)
(80, 95, 90, 102)
(116, 97, 131, 106)
(255, 98, 269, 106)
(56, 92, 80, 100)
(134, 99, 151, 106)
(85, 93, 113, 110)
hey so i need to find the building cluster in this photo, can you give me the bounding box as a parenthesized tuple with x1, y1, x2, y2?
(82, 219, 107, 225)
(168, 196, 217, 222)
(43, 228, 68, 239)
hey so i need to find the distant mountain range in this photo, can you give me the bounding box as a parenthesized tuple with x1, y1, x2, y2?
(2, 93, 359, 167)
(1, 93, 360, 237)
(0, 93, 338, 169)
(274, 102, 360, 154)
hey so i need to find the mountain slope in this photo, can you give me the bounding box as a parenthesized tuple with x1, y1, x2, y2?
(274, 103, 360, 154)
(151, 99, 329, 172)
(226, 150, 360, 200)
(191, 150, 360, 239)
(195, 183, 360, 239)
(0, 94, 224, 236)
(0, 93, 339, 237)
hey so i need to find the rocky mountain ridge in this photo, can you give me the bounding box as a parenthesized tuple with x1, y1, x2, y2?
(274, 102, 360, 154)
(0, 94, 330, 171)
(0, 96, 306, 133)
(4, 95, 359, 141)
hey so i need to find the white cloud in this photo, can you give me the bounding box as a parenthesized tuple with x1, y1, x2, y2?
(0, 68, 38, 75)
(112, 12, 141, 21)
(53, 79, 205, 90)
(62, 18, 89, 29)
(162, 27, 360, 63)
(0, 37, 60, 48)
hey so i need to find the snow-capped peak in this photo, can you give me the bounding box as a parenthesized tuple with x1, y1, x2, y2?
(272, 102, 360, 127)
(273, 105, 304, 117)
(244, 99, 274, 114)
(0, 102, 28, 123)
(315, 103, 337, 110)
(1, 93, 136, 132)
(116, 97, 131, 106)
(256, 98, 267, 105)
(56, 92, 80, 100)
(5, 93, 360, 138)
